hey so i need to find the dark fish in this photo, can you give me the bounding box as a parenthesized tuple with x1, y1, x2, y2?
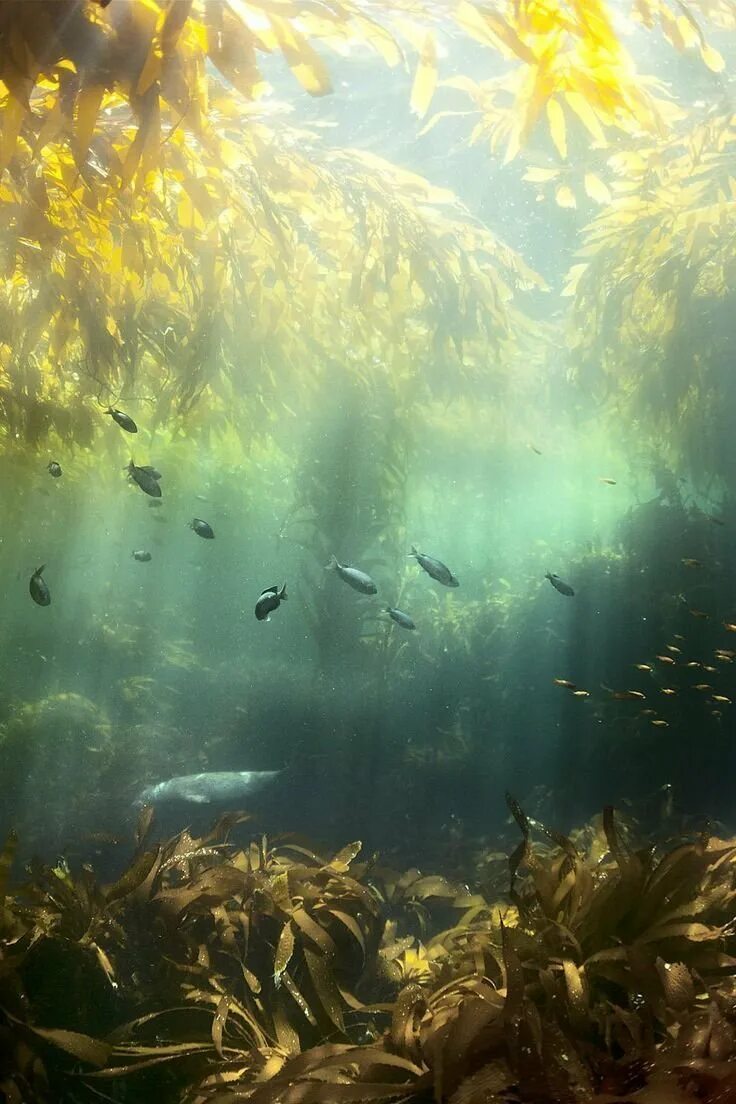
(410, 546, 459, 587)
(127, 460, 162, 498)
(148, 499, 163, 508)
(545, 571, 574, 597)
(190, 518, 215, 539)
(387, 606, 416, 630)
(47, 461, 62, 478)
(325, 555, 377, 594)
(139, 465, 162, 480)
(132, 550, 152, 562)
(255, 583, 287, 621)
(29, 565, 50, 606)
(107, 407, 138, 433)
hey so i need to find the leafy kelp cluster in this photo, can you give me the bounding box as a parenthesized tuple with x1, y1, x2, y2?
(2, 800, 736, 1103)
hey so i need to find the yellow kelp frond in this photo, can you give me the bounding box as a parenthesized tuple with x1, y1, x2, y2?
(632, 0, 736, 70)
(446, 0, 678, 163)
(565, 110, 736, 472)
(0, 90, 538, 449)
(0, 0, 409, 180)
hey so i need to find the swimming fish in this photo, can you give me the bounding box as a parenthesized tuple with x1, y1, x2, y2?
(410, 547, 459, 587)
(599, 477, 617, 485)
(387, 607, 416, 630)
(190, 518, 215, 539)
(106, 408, 138, 433)
(545, 572, 574, 597)
(132, 550, 152, 562)
(681, 558, 703, 569)
(553, 678, 577, 689)
(128, 460, 162, 498)
(136, 770, 281, 807)
(47, 461, 62, 478)
(29, 565, 50, 606)
(325, 556, 377, 594)
(255, 584, 287, 621)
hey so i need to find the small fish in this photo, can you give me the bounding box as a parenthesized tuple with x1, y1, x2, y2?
(694, 684, 713, 691)
(29, 565, 50, 606)
(723, 622, 736, 632)
(673, 634, 685, 641)
(553, 678, 577, 689)
(661, 688, 677, 696)
(609, 689, 646, 701)
(681, 558, 703, 569)
(640, 709, 657, 717)
(106, 407, 138, 433)
(545, 572, 574, 597)
(132, 550, 152, 562)
(712, 695, 732, 704)
(410, 547, 459, 587)
(634, 664, 653, 672)
(148, 499, 163, 508)
(685, 661, 702, 668)
(128, 460, 162, 498)
(190, 518, 215, 539)
(529, 444, 542, 455)
(387, 607, 416, 630)
(255, 584, 287, 622)
(655, 655, 676, 665)
(47, 460, 62, 478)
(326, 556, 377, 594)
(599, 477, 617, 485)
(706, 514, 725, 526)
(666, 644, 681, 654)
(702, 665, 717, 673)
(651, 719, 669, 727)
(571, 689, 590, 698)
(690, 609, 710, 619)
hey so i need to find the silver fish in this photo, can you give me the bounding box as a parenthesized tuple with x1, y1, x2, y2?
(410, 546, 459, 587)
(136, 770, 281, 807)
(132, 550, 152, 562)
(387, 606, 416, 630)
(325, 555, 377, 594)
(545, 571, 575, 597)
(255, 583, 287, 621)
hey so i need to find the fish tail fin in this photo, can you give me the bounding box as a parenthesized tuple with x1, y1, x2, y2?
(280, 584, 288, 600)
(325, 555, 338, 571)
(544, 571, 552, 580)
(409, 545, 418, 556)
(36, 564, 45, 576)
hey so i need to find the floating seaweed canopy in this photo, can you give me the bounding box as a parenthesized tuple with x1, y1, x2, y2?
(0, 0, 543, 452)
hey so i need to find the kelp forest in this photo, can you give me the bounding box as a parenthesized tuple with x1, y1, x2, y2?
(2, 1, 736, 1101)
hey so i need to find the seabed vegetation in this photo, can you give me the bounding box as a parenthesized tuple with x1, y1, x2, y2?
(2, 800, 736, 1103)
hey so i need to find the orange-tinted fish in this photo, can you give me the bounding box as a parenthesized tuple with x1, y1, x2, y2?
(681, 558, 703, 568)
(553, 678, 577, 689)
(655, 655, 676, 665)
